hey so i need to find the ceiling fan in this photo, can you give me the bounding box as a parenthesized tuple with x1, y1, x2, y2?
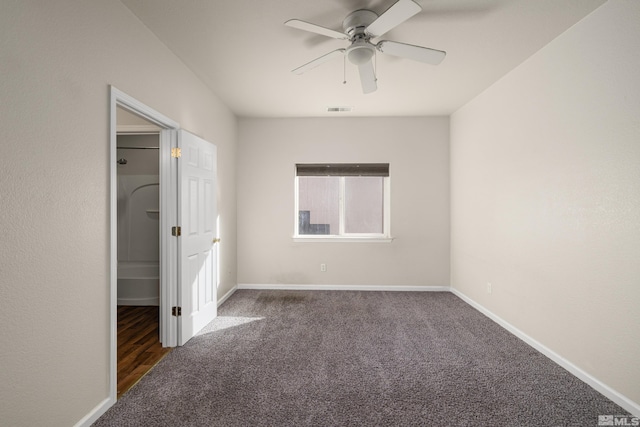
(285, 0, 446, 94)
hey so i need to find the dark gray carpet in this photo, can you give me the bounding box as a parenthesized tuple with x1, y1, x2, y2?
(94, 290, 629, 426)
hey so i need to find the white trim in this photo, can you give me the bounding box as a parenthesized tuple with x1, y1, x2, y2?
(217, 285, 238, 307)
(293, 236, 393, 243)
(159, 129, 178, 347)
(450, 288, 640, 417)
(112, 88, 178, 129)
(293, 167, 299, 237)
(109, 87, 180, 409)
(108, 88, 118, 405)
(338, 177, 345, 235)
(238, 284, 450, 292)
(383, 174, 391, 237)
(73, 397, 112, 427)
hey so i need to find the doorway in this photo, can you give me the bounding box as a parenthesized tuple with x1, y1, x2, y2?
(115, 120, 170, 397)
(110, 87, 180, 402)
(109, 87, 219, 402)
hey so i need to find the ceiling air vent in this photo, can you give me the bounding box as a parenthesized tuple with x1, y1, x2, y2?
(327, 106, 354, 113)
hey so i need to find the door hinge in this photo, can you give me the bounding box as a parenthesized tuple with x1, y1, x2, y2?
(171, 226, 181, 236)
(172, 306, 182, 317)
(171, 147, 182, 158)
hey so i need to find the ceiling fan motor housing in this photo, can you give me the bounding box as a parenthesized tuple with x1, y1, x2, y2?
(342, 9, 378, 37)
(343, 9, 378, 65)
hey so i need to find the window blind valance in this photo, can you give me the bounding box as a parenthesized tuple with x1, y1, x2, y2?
(296, 163, 389, 177)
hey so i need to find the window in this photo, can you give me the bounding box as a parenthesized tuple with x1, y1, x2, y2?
(295, 163, 390, 241)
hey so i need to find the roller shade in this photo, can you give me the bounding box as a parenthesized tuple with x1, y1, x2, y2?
(296, 163, 389, 177)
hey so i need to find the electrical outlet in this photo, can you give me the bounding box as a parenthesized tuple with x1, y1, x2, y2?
(320, 263, 327, 272)
(487, 282, 492, 294)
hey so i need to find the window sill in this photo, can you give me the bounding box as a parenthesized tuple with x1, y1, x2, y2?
(293, 236, 394, 243)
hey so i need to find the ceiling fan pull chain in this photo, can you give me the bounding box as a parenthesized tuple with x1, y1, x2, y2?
(374, 50, 378, 82)
(343, 54, 347, 84)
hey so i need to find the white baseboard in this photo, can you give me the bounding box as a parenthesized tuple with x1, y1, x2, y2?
(218, 285, 237, 307)
(237, 283, 450, 292)
(450, 288, 640, 417)
(74, 397, 114, 427)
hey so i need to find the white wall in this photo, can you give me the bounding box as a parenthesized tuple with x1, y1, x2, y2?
(237, 117, 449, 287)
(0, 1, 237, 425)
(450, 0, 640, 409)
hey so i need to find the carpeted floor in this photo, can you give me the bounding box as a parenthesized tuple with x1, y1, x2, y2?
(94, 290, 629, 426)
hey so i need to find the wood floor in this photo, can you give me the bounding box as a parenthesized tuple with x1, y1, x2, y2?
(117, 306, 172, 399)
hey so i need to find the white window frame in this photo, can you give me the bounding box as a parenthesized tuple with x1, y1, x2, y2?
(293, 166, 392, 243)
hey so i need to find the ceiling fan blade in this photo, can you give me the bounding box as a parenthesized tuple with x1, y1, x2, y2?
(285, 19, 348, 40)
(377, 40, 446, 65)
(366, 0, 422, 38)
(291, 49, 346, 75)
(358, 61, 377, 94)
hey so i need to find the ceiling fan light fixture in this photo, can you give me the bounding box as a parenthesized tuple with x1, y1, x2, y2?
(347, 42, 375, 65)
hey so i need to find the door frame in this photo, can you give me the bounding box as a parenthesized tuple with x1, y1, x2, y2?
(109, 86, 180, 401)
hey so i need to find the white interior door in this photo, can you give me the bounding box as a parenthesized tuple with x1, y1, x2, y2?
(178, 130, 218, 345)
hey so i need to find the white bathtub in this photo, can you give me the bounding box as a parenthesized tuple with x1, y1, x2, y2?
(117, 261, 159, 306)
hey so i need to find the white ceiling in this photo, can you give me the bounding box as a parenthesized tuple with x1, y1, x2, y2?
(120, 0, 605, 118)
